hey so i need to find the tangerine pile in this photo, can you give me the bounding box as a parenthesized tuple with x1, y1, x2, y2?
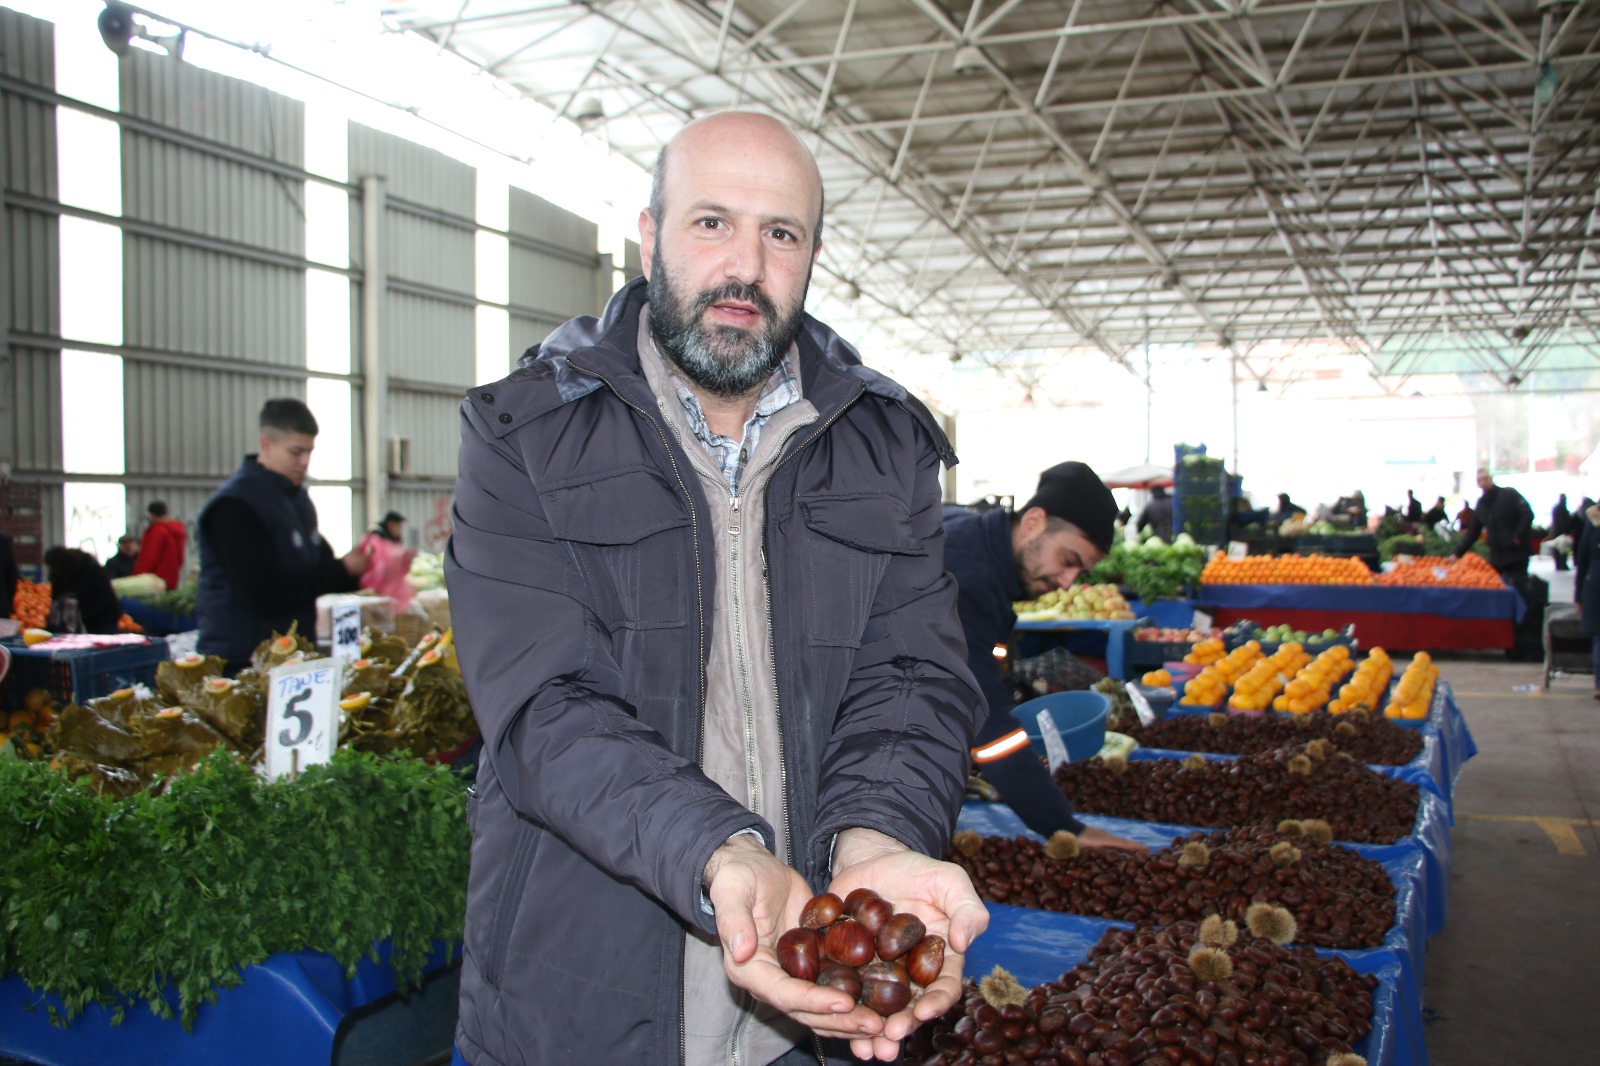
(1180, 642, 1263, 706)
(1329, 648, 1392, 715)
(11, 579, 50, 629)
(1140, 668, 1173, 687)
(1384, 652, 1437, 721)
(1270, 644, 1356, 714)
(1375, 552, 1504, 589)
(1228, 643, 1312, 712)
(1201, 552, 1374, 585)
(1181, 636, 1226, 666)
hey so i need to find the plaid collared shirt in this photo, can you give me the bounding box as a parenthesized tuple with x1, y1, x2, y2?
(656, 344, 802, 496)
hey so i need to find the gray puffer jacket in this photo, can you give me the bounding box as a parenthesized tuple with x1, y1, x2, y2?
(445, 277, 983, 1066)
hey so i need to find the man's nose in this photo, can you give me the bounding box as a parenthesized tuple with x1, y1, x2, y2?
(722, 228, 764, 286)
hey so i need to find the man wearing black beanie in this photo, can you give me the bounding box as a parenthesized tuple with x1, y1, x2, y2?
(943, 461, 1146, 851)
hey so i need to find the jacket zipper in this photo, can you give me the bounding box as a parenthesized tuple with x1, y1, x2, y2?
(568, 357, 706, 1066)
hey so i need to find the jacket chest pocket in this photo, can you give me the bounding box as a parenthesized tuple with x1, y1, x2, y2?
(798, 494, 925, 647)
(542, 468, 692, 629)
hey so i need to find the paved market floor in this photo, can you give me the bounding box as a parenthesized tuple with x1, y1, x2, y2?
(1424, 561, 1598, 1063)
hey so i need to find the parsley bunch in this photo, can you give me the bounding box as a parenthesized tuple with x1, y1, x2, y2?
(0, 749, 468, 1029)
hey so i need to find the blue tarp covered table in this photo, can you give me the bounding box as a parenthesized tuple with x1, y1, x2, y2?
(0, 941, 456, 1066)
(962, 899, 1415, 1066)
(1201, 582, 1523, 650)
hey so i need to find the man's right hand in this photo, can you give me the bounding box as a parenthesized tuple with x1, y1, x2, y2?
(704, 836, 884, 1044)
(341, 546, 373, 576)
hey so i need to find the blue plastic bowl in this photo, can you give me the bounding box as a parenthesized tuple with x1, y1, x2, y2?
(1009, 690, 1110, 763)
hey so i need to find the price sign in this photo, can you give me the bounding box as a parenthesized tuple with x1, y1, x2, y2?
(329, 597, 363, 662)
(264, 657, 344, 780)
(1192, 609, 1213, 631)
(1034, 709, 1069, 771)
(1125, 682, 1158, 726)
(1226, 541, 1249, 561)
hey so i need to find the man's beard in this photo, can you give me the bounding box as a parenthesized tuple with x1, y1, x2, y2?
(647, 251, 809, 399)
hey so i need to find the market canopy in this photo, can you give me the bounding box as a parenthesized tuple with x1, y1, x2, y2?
(1100, 463, 1174, 489)
(383, 0, 1600, 386)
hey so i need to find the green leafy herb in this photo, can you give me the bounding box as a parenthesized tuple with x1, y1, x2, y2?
(0, 750, 467, 1030)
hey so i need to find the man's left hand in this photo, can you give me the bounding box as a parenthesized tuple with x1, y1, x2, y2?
(819, 827, 990, 1062)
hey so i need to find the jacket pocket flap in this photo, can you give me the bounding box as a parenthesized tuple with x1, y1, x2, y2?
(799, 494, 925, 555)
(542, 469, 689, 545)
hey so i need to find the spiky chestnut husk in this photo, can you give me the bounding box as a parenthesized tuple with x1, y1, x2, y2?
(1182, 753, 1208, 771)
(1187, 945, 1234, 983)
(1177, 841, 1211, 868)
(1044, 830, 1080, 861)
(1245, 902, 1298, 945)
(1102, 754, 1128, 774)
(1335, 721, 1358, 738)
(1286, 754, 1313, 776)
(1197, 914, 1240, 947)
(1292, 713, 1315, 730)
(1304, 738, 1331, 762)
(1269, 841, 1302, 867)
(1300, 818, 1335, 845)
(951, 829, 983, 858)
(1207, 713, 1228, 729)
(1326, 1055, 1368, 1066)
(978, 966, 1027, 1008)
(1276, 819, 1305, 837)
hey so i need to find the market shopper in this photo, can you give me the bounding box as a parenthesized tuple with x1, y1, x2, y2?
(369, 510, 406, 543)
(101, 534, 140, 580)
(1549, 494, 1572, 570)
(1402, 490, 1423, 523)
(1575, 503, 1600, 700)
(1453, 468, 1535, 577)
(1420, 496, 1448, 527)
(133, 500, 186, 589)
(1136, 484, 1173, 540)
(195, 398, 370, 671)
(943, 462, 1148, 853)
(445, 111, 987, 1066)
(43, 546, 120, 634)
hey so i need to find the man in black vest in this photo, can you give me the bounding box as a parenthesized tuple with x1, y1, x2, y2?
(196, 398, 370, 671)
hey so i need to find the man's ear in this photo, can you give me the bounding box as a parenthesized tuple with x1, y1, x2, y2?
(1016, 505, 1048, 541)
(638, 209, 656, 280)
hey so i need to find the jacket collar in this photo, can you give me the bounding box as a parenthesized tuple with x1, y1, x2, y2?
(481, 277, 955, 465)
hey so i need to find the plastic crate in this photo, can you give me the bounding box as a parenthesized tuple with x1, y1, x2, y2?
(2, 639, 170, 708)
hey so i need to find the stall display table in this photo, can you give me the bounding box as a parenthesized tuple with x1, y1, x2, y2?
(1202, 582, 1524, 651)
(958, 808, 1421, 1066)
(0, 941, 457, 1066)
(1013, 618, 1138, 679)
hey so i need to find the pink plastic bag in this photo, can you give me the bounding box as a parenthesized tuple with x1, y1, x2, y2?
(358, 534, 416, 609)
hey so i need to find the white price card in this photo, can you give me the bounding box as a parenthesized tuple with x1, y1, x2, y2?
(1034, 709, 1070, 771)
(1192, 610, 1213, 631)
(1125, 682, 1158, 727)
(329, 597, 363, 662)
(264, 657, 344, 780)
(1226, 541, 1249, 561)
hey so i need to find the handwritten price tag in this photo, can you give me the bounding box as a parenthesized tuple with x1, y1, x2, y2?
(1125, 682, 1158, 726)
(264, 658, 344, 780)
(329, 597, 363, 662)
(1035, 709, 1070, 771)
(1226, 541, 1249, 561)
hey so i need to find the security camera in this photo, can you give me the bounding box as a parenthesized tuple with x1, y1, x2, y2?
(97, 2, 135, 56)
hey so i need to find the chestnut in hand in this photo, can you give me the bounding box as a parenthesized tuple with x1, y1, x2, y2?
(816, 961, 864, 1000)
(777, 927, 822, 981)
(853, 895, 896, 936)
(859, 960, 914, 1015)
(876, 912, 927, 961)
(800, 892, 844, 929)
(905, 934, 946, 986)
(823, 919, 876, 968)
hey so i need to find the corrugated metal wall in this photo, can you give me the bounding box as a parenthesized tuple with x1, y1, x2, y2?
(0, 7, 609, 574)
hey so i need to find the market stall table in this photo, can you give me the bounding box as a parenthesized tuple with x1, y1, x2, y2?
(1202, 582, 1524, 651)
(0, 942, 457, 1066)
(1013, 618, 1139, 679)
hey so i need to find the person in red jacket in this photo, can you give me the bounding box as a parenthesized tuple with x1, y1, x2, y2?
(133, 500, 187, 589)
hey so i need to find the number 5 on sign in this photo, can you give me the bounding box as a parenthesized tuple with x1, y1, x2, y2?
(265, 658, 344, 780)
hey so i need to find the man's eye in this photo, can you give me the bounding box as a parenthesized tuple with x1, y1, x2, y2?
(769, 228, 795, 242)
(696, 217, 723, 230)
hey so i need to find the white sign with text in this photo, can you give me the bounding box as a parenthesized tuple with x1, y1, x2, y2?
(1035, 709, 1069, 771)
(264, 658, 344, 780)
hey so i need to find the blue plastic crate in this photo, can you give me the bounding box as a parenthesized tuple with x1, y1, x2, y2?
(2, 638, 170, 708)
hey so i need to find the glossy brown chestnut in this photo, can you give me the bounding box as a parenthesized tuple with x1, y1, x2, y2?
(800, 892, 844, 929)
(822, 919, 875, 967)
(816, 961, 863, 1000)
(905, 933, 946, 986)
(859, 960, 913, 1016)
(853, 895, 896, 936)
(876, 911, 927, 961)
(842, 887, 881, 915)
(777, 927, 822, 981)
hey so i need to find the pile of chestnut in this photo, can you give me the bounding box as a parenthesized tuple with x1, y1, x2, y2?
(904, 920, 1375, 1066)
(1052, 743, 1419, 844)
(777, 888, 946, 1016)
(1107, 711, 1424, 767)
(946, 823, 1395, 949)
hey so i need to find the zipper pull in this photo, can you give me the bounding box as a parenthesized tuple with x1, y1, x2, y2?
(729, 495, 741, 535)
